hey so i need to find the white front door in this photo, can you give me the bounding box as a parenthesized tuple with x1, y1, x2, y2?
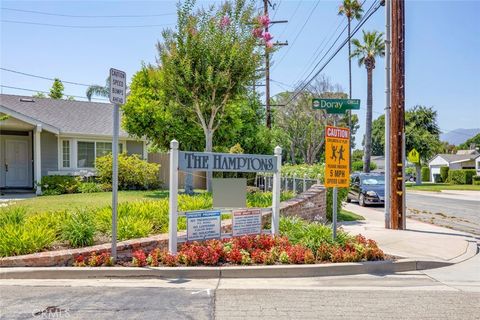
(5, 139, 31, 187)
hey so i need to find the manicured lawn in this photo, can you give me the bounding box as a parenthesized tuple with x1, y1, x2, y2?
(338, 209, 365, 221)
(11, 190, 169, 214)
(406, 183, 480, 192)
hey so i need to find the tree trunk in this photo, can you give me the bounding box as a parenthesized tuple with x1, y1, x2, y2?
(205, 129, 213, 192)
(363, 67, 373, 173)
(415, 162, 422, 185)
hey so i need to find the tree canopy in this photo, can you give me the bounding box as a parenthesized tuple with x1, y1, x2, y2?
(49, 78, 64, 99)
(458, 133, 480, 150)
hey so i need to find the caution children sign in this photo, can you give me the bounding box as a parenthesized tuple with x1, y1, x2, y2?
(325, 126, 350, 188)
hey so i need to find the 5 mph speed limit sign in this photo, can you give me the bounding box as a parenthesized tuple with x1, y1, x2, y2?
(325, 126, 350, 188)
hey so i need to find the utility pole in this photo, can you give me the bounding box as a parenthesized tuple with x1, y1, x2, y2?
(390, 0, 405, 230)
(263, 0, 287, 129)
(384, 0, 391, 229)
(264, 0, 272, 128)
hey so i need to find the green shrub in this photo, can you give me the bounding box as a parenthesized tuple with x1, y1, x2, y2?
(326, 188, 348, 222)
(0, 221, 55, 257)
(421, 167, 430, 182)
(118, 215, 153, 241)
(39, 175, 81, 195)
(440, 167, 449, 183)
(0, 207, 26, 227)
(95, 153, 160, 190)
(279, 216, 352, 252)
(352, 161, 377, 172)
(78, 182, 104, 193)
(61, 210, 96, 247)
(447, 169, 477, 184)
(246, 191, 295, 208)
(472, 176, 480, 185)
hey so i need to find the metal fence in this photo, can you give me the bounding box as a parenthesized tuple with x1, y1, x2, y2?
(255, 173, 321, 194)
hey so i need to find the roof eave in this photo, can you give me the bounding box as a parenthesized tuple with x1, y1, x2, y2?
(0, 105, 60, 134)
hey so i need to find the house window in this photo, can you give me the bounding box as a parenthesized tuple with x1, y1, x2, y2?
(77, 142, 95, 168)
(62, 140, 70, 168)
(77, 141, 124, 168)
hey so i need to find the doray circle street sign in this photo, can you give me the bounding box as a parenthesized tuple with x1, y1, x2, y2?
(312, 98, 360, 114)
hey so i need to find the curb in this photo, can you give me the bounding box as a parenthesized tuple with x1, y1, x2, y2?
(0, 259, 454, 280)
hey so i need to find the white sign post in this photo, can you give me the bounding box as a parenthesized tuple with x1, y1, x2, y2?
(109, 68, 126, 262)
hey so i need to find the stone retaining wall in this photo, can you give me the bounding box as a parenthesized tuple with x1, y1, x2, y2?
(0, 185, 327, 267)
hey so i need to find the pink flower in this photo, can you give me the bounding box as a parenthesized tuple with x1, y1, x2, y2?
(252, 27, 263, 38)
(258, 15, 270, 27)
(266, 41, 273, 49)
(220, 16, 230, 28)
(263, 32, 273, 42)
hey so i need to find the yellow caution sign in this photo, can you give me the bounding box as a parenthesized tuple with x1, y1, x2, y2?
(325, 126, 350, 188)
(408, 148, 420, 163)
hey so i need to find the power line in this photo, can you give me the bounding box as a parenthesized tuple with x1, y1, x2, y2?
(0, 85, 109, 101)
(276, 0, 302, 41)
(1, 20, 174, 29)
(272, 0, 321, 70)
(1, 7, 176, 18)
(1, 67, 94, 87)
(284, 0, 382, 107)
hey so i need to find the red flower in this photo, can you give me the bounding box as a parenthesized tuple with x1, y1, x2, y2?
(163, 253, 178, 267)
(263, 32, 273, 42)
(132, 250, 147, 267)
(220, 16, 231, 28)
(227, 248, 243, 264)
(258, 15, 270, 27)
(252, 27, 263, 38)
(251, 249, 267, 264)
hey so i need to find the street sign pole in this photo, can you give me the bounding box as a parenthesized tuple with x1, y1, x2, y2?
(111, 103, 119, 261)
(109, 68, 126, 263)
(332, 116, 338, 240)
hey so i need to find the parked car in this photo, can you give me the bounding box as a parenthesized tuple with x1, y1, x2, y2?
(347, 173, 385, 206)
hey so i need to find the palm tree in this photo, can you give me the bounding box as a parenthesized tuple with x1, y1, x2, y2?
(351, 30, 385, 173)
(338, 0, 363, 99)
(338, 0, 363, 170)
(86, 77, 110, 101)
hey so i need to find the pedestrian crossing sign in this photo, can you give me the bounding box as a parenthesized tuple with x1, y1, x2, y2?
(325, 126, 350, 188)
(408, 149, 420, 163)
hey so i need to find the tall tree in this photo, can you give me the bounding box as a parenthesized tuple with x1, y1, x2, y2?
(370, 106, 442, 184)
(351, 30, 385, 172)
(458, 133, 480, 150)
(158, 0, 261, 190)
(86, 77, 110, 101)
(49, 78, 64, 99)
(338, 0, 363, 161)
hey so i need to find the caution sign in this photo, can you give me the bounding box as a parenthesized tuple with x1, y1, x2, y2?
(325, 126, 350, 188)
(408, 148, 420, 163)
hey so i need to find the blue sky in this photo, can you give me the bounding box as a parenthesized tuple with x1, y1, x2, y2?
(1, 0, 479, 146)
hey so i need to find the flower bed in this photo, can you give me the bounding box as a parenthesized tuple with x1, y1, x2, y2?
(73, 233, 384, 267)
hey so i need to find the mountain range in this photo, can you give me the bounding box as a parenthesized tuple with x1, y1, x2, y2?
(440, 128, 480, 146)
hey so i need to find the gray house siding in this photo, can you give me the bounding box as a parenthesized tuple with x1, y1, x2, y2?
(127, 141, 144, 158)
(41, 131, 58, 177)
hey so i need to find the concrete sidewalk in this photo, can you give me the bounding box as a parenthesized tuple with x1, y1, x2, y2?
(341, 203, 479, 263)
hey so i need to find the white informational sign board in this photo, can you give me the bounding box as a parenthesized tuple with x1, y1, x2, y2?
(186, 211, 221, 241)
(109, 68, 127, 105)
(232, 209, 262, 237)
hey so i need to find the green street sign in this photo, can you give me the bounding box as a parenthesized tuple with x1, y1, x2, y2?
(312, 98, 361, 114)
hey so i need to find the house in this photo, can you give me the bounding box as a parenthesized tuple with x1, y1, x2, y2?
(0, 94, 147, 194)
(428, 149, 480, 182)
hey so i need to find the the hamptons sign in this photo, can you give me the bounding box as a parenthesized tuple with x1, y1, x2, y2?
(178, 151, 278, 173)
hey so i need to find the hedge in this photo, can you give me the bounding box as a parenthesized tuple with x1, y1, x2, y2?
(440, 167, 449, 183)
(352, 161, 377, 172)
(472, 176, 480, 185)
(447, 169, 477, 185)
(421, 167, 430, 182)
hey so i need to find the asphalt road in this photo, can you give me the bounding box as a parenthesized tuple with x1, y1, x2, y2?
(368, 192, 480, 235)
(2, 253, 480, 320)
